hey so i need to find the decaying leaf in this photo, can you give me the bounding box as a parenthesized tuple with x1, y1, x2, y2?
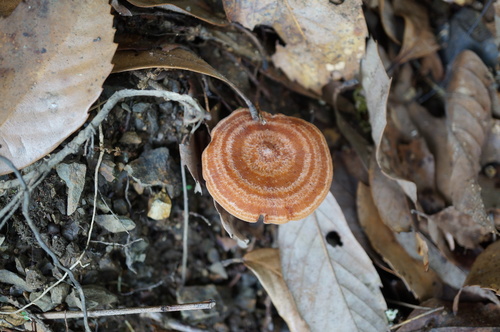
(0, 0, 20, 17)
(369, 158, 412, 232)
(357, 182, 441, 299)
(430, 206, 490, 249)
(214, 201, 249, 248)
(378, 0, 400, 45)
(445, 50, 496, 232)
(393, 0, 440, 64)
(279, 192, 388, 331)
(0, 0, 117, 175)
(243, 249, 309, 332)
(223, 0, 367, 93)
(361, 38, 418, 204)
(179, 127, 210, 194)
(126, 0, 229, 26)
(393, 229, 468, 290)
(0, 306, 27, 328)
(464, 240, 500, 294)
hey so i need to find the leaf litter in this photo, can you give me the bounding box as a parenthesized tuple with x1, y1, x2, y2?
(1, 0, 500, 331)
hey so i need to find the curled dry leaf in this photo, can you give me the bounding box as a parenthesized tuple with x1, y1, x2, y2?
(0, 0, 116, 175)
(126, 0, 229, 26)
(112, 47, 253, 112)
(179, 127, 210, 194)
(213, 201, 249, 248)
(279, 192, 388, 331)
(243, 249, 309, 332)
(357, 182, 441, 299)
(361, 38, 418, 204)
(464, 240, 500, 294)
(430, 206, 490, 249)
(445, 50, 496, 232)
(223, 0, 367, 93)
(393, 0, 440, 64)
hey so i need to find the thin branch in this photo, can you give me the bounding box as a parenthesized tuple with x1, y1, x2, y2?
(389, 306, 444, 330)
(181, 159, 189, 286)
(35, 300, 216, 320)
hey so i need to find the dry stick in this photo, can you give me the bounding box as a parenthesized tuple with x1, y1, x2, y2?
(0, 156, 91, 332)
(35, 300, 216, 320)
(180, 159, 189, 286)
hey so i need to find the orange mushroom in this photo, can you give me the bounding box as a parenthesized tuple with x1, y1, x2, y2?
(202, 109, 333, 224)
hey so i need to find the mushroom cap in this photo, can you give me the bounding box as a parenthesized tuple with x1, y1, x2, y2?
(202, 109, 333, 224)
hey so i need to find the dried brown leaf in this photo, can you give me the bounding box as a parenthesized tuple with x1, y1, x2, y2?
(431, 206, 490, 249)
(213, 201, 249, 248)
(0, 0, 116, 174)
(361, 38, 418, 204)
(394, 229, 468, 290)
(445, 50, 496, 232)
(369, 158, 412, 232)
(179, 127, 210, 194)
(393, 0, 440, 64)
(481, 119, 500, 166)
(112, 47, 252, 110)
(243, 249, 310, 332)
(357, 182, 441, 299)
(0, 0, 20, 17)
(378, 0, 400, 45)
(465, 240, 500, 294)
(223, 0, 367, 93)
(279, 192, 388, 331)
(126, 0, 229, 26)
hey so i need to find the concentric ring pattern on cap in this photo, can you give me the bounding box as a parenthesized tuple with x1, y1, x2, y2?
(202, 108, 333, 224)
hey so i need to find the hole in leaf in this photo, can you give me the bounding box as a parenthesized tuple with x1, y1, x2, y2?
(326, 231, 343, 247)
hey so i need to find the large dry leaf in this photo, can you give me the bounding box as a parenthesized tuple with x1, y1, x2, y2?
(357, 182, 441, 299)
(464, 240, 500, 294)
(445, 50, 496, 232)
(0, 0, 116, 175)
(243, 249, 309, 332)
(361, 39, 418, 204)
(126, 0, 229, 26)
(223, 0, 367, 93)
(279, 192, 388, 331)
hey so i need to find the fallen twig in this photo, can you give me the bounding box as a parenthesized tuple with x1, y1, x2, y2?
(35, 300, 216, 320)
